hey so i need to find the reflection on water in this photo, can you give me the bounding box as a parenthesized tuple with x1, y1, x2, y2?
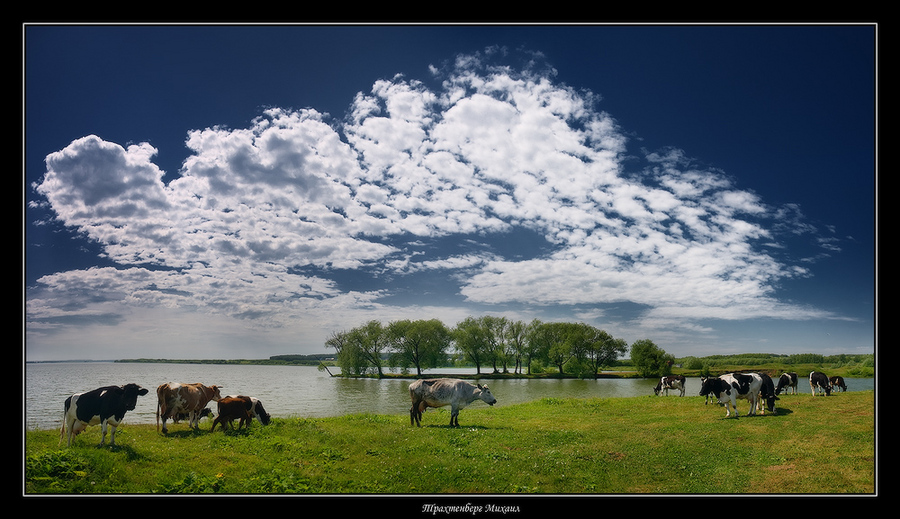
(24, 362, 875, 430)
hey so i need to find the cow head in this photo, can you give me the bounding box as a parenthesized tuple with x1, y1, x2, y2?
(699, 377, 730, 401)
(209, 385, 224, 401)
(122, 383, 150, 411)
(761, 394, 779, 413)
(477, 384, 497, 406)
(253, 400, 271, 425)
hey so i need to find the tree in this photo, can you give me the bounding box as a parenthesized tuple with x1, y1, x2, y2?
(387, 319, 451, 375)
(480, 315, 510, 373)
(347, 320, 389, 377)
(326, 330, 367, 376)
(453, 317, 489, 374)
(582, 327, 628, 377)
(505, 320, 529, 374)
(630, 339, 675, 378)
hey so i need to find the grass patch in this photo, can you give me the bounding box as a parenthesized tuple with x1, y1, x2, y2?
(25, 391, 875, 495)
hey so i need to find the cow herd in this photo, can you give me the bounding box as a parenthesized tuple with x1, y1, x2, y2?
(59, 368, 850, 445)
(60, 380, 271, 447)
(653, 370, 847, 419)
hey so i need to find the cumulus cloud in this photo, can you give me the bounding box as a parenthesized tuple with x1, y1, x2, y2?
(27, 48, 839, 353)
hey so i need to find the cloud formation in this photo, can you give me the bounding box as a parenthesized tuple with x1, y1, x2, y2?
(27, 48, 839, 356)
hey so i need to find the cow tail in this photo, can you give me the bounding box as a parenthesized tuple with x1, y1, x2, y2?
(156, 400, 160, 432)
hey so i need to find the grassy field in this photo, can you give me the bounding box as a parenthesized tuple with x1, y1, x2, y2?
(25, 390, 875, 496)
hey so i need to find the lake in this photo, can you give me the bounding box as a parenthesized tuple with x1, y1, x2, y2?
(24, 362, 876, 431)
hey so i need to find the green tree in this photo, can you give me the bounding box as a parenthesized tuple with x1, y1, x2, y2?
(480, 315, 511, 373)
(630, 339, 674, 378)
(506, 320, 529, 374)
(580, 326, 628, 377)
(347, 320, 389, 377)
(453, 317, 489, 374)
(326, 330, 367, 376)
(387, 319, 451, 375)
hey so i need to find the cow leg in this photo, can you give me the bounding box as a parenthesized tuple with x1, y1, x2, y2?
(100, 420, 109, 446)
(450, 404, 459, 427)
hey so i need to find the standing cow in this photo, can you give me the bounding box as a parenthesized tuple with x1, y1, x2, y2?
(223, 395, 271, 426)
(409, 378, 497, 427)
(829, 376, 848, 392)
(809, 372, 832, 396)
(60, 383, 149, 447)
(654, 375, 686, 396)
(156, 382, 223, 433)
(775, 372, 799, 395)
(699, 373, 763, 418)
(211, 396, 253, 432)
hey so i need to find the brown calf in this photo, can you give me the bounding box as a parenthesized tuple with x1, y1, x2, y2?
(211, 396, 253, 432)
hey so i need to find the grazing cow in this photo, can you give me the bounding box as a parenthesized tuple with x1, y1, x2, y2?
(156, 382, 223, 433)
(775, 372, 799, 395)
(173, 407, 212, 424)
(409, 378, 497, 427)
(654, 375, 686, 396)
(60, 383, 149, 447)
(829, 376, 847, 392)
(699, 373, 763, 418)
(757, 373, 779, 414)
(225, 395, 271, 426)
(809, 371, 832, 396)
(211, 396, 252, 432)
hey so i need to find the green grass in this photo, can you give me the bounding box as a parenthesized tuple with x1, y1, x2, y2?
(25, 391, 875, 495)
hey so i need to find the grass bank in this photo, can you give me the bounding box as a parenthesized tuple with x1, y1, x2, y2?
(25, 391, 875, 495)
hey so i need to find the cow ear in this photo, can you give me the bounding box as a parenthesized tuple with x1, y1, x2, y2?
(139, 388, 149, 395)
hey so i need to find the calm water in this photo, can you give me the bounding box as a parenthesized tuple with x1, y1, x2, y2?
(24, 362, 875, 431)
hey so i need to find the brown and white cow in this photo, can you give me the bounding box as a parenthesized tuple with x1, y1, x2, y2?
(829, 376, 847, 392)
(809, 371, 832, 396)
(156, 382, 223, 433)
(211, 396, 252, 432)
(409, 378, 497, 427)
(654, 375, 686, 397)
(60, 383, 149, 447)
(225, 395, 271, 426)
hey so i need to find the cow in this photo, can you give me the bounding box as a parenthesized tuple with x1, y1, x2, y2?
(173, 407, 212, 424)
(225, 395, 271, 426)
(829, 376, 848, 392)
(809, 371, 832, 396)
(409, 378, 497, 427)
(757, 373, 779, 414)
(156, 382, 223, 433)
(699, 373, 763, 418)
(654, 375, 686, 397)
(60, 383, 149, 447)
(211, 396, 252, 432)
(775, 372, 799, 395)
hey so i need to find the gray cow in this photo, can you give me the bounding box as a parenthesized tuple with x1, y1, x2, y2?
(409, 378, 497, 427)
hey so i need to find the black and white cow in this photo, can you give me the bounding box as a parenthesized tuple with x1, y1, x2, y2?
(809, 371, 832, 396)
(654, 375, 686, 396)
(829, 376, 847, 392)
(699, 373, 763, 418)
(775, 372, 799, 396)
(757, 373, 779, 414)
(60, 383, 150, 447)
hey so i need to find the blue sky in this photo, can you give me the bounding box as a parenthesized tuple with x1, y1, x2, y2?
(24, 24, 877, 361)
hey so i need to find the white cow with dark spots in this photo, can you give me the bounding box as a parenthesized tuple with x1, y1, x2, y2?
(699, 373, 763, 418)
(409, 378, 497, 427)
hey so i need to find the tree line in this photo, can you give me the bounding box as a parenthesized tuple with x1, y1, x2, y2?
(324, 316, 632, 378)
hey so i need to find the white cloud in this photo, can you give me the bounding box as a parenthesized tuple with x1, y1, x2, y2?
(28, 50, 843, 357)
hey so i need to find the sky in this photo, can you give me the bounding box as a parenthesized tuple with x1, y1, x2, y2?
(23, 23, 877, 362)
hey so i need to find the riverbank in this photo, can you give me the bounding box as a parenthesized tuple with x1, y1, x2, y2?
(26, 391, 874, 495)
